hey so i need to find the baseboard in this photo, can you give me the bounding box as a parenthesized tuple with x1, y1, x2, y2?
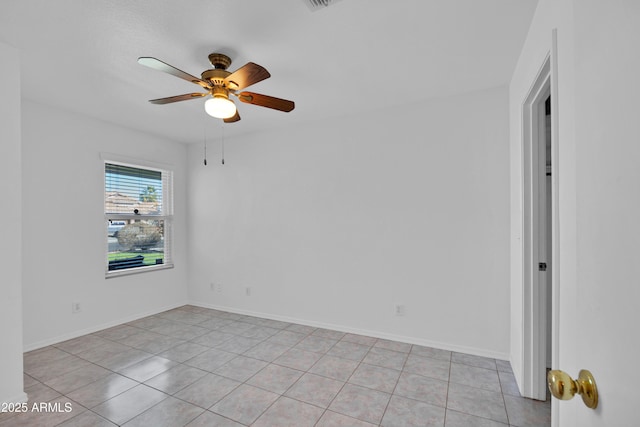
(22, 299, 509, 361)
(1, 391, 28, 404)
(188, 301, 510, 361)
(22, 300, 189, 353)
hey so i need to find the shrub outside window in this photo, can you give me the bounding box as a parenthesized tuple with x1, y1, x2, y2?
(105, 161, 173, 276)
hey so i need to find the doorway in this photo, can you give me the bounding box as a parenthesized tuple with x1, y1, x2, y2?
(521, 54, 558, 402)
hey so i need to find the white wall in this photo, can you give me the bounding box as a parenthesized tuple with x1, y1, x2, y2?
(188, 87, 511, 358)
(21, 101, 189, 350)
(0, 41, 27, 404)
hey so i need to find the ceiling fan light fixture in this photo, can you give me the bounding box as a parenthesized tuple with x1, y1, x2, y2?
(204, 95, 236, 119)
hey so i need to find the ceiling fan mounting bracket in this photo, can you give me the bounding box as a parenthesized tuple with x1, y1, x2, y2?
(208, 53, 232, 70)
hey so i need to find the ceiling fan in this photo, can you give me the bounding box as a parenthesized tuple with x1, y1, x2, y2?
(138, 53, 295, 123)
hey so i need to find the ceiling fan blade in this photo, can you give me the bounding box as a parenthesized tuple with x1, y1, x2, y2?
(149, 92, 208, 105)
(224, 110, 241, 123)
(238, 92, 295, 112)
(138, 57, 210, 89)
(225, 62, 271, 91)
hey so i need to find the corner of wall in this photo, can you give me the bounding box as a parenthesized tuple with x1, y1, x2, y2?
(0, 39, 25, 405)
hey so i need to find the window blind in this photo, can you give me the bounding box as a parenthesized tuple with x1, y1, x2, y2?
(105, 163, 164, 215)
(105, 162, 173, 275)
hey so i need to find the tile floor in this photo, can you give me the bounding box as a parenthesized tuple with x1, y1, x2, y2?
(1, 305, 550, 426)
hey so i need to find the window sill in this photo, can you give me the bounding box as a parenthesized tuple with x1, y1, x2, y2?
(105, 263, 174, 279)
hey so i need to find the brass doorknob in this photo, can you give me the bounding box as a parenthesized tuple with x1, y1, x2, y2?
(547, 369, 598, 409)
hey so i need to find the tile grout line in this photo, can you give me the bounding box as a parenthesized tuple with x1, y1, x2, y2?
(378, 343, 413, 426)
(442, 353, 453, 427)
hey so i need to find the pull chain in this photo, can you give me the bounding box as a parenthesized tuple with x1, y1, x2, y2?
(221, 123, 225, 165)
(203, 128, 208, 166)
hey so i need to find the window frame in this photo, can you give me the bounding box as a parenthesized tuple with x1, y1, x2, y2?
(103, 155, 174, 278)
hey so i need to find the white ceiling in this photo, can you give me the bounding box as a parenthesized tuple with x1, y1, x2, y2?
(0, 0, 538, 144)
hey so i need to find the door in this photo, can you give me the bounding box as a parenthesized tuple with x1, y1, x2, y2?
(554, 2, 640, 425)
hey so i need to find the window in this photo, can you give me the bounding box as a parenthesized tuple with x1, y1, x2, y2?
(105, 161, 173, 276)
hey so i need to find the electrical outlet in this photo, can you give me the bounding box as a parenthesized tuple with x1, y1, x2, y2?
(216, 283, 223, 293)
(72, 302, 82, 314)
(245, 287, 252, 296)
(394, 304, 406, 316)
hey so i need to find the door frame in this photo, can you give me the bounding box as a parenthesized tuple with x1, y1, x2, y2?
(520, 30, 560, 404)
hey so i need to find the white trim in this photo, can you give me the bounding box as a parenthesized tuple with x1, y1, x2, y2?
(22, 301, 187, 352)
(189, 301, 510, 361)
(520, 45, 559, 401)
(99, 152, 174, 171)
(550, 27, 561, 427)
(105, 262, 174, 278)
(521, 64, 549, 400)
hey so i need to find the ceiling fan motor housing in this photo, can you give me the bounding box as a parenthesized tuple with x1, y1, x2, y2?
(211, 85, 231, 100)
(201, 68, 231, 87)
